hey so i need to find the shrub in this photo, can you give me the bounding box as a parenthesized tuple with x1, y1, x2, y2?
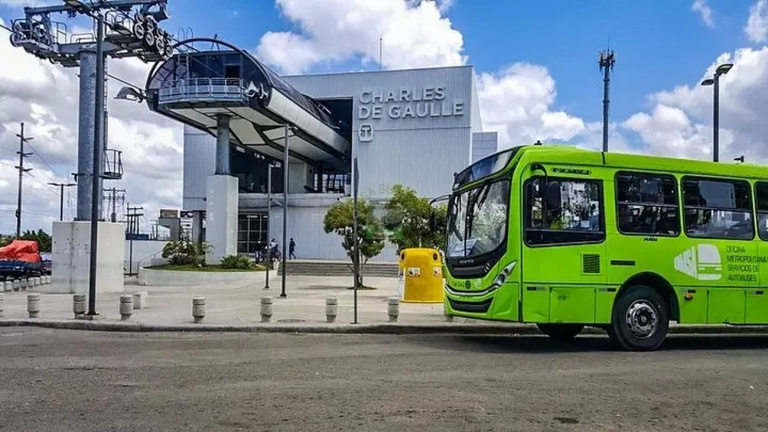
(220, 254, 254, 270)
(162, 241, 208, 266)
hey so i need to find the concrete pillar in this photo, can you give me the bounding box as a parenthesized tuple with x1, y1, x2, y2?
(325, 296, 337, 323)
(215, 114, 231, 175)
(119, 294, 133, 320)
(133, 291, 148, 309)
(50, 221, 125, 294)
(73, 294, 86, 318)
(205, 175, 238, 265)
(260, 296, 272, 323)
(27, 293, 40, 318)
(192, 297, 205, 323)
(388, 297, 399, 322)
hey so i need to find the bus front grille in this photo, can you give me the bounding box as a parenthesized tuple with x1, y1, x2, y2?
(448, 298, 493, 314)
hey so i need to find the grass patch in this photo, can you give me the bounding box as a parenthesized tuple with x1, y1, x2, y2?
(145, 264, 266, 272)
(346, 285, 377, 290)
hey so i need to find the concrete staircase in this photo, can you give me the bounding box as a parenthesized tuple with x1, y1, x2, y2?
(278, 260, 398, 278)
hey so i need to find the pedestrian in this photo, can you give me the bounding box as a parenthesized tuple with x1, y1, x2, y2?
(289, 238, 296, 260)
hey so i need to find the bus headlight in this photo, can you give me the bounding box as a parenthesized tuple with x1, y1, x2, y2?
(492, 261, 516, 288)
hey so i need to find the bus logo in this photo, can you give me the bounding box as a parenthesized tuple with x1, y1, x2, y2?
(674, 244, 722, 281)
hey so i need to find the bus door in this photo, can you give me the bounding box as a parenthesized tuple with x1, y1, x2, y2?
(521, 173, 607, 324)
(751, 181, 768, 324)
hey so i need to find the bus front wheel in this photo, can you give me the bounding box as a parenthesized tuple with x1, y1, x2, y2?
(608, 285, 669, 351)
(537, 324, 584, 341)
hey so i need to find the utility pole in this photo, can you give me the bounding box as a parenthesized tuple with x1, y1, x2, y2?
(49, 182, 77, 221)
(15, 123, 33, 239)
(598, 49, 616, 153)
(103, 187, 125, 222)
(126, 205, 143, 276)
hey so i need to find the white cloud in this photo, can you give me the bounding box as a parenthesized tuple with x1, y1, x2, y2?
(477, 63, 586, 148)
(0, 20, 183, 235)
(746, 0, 768, 42)
(621, 47, 768, 163)
(255, 0, 466, 74)
(692, 0, 715, 28)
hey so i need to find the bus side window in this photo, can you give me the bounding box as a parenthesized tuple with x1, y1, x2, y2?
(683, 177, 754, 240)
(755, 182, 768, 241)
(615, 172, 679, 236)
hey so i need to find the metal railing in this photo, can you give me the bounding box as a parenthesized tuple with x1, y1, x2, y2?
(158, 78, 247, 103)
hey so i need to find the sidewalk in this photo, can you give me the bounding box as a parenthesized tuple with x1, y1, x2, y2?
(1, 275, 767, 335)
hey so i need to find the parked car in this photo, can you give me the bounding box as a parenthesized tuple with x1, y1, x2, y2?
(0, 240, 44, 279)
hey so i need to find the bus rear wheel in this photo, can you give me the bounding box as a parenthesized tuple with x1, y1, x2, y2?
(537, 324, 584, 341)
(608, 285, 669, 351)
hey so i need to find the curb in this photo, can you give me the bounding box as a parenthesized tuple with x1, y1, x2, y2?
(2, 319, 768, 335)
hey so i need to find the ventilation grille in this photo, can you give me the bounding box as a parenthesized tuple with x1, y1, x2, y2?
(582, 254, 601, 274)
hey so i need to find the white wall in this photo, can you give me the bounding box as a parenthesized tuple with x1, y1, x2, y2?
(125, 239, 169, 272)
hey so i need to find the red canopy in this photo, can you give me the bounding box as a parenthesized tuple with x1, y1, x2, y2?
(0, 240, 41, 262)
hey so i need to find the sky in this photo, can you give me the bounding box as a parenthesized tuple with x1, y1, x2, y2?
(0, 0, 767, 235)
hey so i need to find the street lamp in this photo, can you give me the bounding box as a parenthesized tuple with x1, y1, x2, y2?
(701, 63, 733, 163)
(115, 86, 147, 103)
(48, 182, 76, 221)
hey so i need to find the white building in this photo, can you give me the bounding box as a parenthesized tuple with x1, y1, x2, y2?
(147, 45, 496, 262)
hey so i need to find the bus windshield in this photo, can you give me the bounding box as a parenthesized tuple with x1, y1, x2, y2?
(447, 180, 510, 258)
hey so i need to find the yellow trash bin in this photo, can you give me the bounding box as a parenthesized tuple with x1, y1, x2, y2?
(398, 248, 444, 303)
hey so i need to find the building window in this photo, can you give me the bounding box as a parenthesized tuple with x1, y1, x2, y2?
(615, 172, 680, 236)
(524, 177, 604, 246)
(683, 177, 753, 240)
(237, 213, 269, 254)
(755, 182, 768, 241)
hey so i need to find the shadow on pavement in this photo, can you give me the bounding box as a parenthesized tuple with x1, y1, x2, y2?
(403, 334, 768, 353)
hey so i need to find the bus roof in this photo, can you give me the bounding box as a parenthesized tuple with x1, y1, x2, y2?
(512, 144, 768, 180)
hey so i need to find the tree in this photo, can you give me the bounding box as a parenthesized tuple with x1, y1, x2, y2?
(20, 229, 52, 252)
(383, 185, 447, 254)
(323, 198, 386, 287)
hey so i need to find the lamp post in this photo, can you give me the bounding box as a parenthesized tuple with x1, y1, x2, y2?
(48, 182, 76, 221)
(701, 63, 733, 163)
(264, 162, 273, 290)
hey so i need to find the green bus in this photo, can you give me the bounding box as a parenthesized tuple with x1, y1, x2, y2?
(439, 143, 768, 351)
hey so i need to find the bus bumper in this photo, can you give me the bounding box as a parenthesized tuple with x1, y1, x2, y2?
(443, 282, 520, 322)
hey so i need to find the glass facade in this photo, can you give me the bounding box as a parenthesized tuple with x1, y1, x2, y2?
(238, 212, 269, 254)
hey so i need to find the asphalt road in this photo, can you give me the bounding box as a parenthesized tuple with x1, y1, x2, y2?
(0, 328, 766, 432)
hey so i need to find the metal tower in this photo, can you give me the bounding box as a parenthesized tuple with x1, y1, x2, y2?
(598, 49, 616, 153)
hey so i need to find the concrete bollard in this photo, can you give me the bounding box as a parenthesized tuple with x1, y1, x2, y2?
(119, 295, 134, 321)
(388, 297, 399, 322)
(260, 296, 273, 323)
(46, 275, 51, 284)
(12, 280, 20, 292)
(192, 297, 206, 323)
(27, 293, 41, 319)
(33, 277, 40, 287)
(20, 279, 27, 291)
(133, 291, 148, 310)
(325, 296, 338, 323)
(0, 293, 4, 318)
(73, 294, 87, 318)
(3, 281, 10, 292)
